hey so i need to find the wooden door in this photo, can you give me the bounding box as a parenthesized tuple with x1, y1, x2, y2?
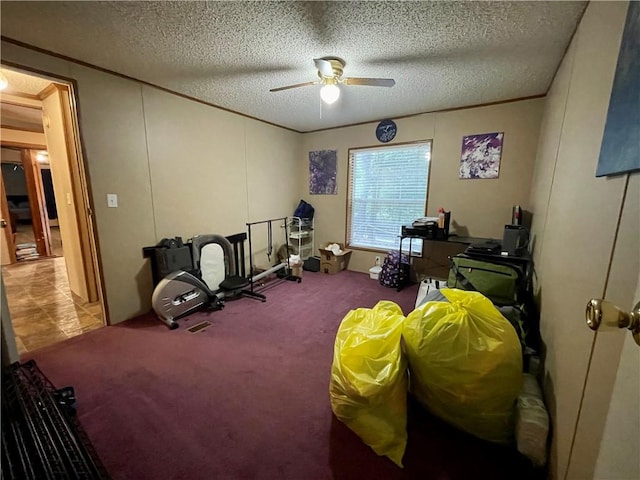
(566, 176, 639, 479)
(0, 171, 17, 265)
(589, 276, 640, 479)
(20, 149, 51, 257)
(41, 84, 98, 303)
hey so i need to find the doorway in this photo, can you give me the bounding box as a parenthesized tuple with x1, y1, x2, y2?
(0, 66, 105, 355)
(1, 147, 61, 260)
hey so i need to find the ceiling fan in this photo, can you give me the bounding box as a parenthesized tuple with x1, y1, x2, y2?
(269, 56, 395, 104)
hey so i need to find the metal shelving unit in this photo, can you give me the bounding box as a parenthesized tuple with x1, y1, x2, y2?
(288, 216, 314, 260)
(1, 360, 109, 480)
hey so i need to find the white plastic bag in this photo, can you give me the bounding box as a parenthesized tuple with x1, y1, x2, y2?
(515, 373, 549, 466)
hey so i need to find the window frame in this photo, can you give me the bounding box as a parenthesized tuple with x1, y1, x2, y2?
(345, 139, 433, 253)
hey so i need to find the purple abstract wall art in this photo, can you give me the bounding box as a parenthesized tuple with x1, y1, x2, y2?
(309, 149, 337, 194)
(459, 132, 504, 179)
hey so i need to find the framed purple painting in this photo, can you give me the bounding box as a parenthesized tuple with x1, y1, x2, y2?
(309, 149, 337, 194)
(459, 132, 504, 179)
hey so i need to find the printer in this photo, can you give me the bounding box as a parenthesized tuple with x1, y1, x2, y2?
(402, 216, 446, 239)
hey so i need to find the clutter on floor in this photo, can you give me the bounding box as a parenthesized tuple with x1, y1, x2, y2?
(414, 277, 447, 308)
(289, 254, 303, 277)
(379, 250, 409, 288)
(303, 256, 321, 272)
(15, 242, 39, 261)
(368, 265, 382, 280)
(404, 289, 523, 445)
(330, 300, 408, 467)
(330, 287, 550, 469)
(145, 215, 305, 328)
(1, 360, 109, 479)
(27, 267, 537, 479)
(318, 242, 352, 274)
(515, 373, 550, 467)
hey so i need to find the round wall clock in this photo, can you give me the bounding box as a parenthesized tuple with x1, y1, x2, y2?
(376, 119, 397, 143)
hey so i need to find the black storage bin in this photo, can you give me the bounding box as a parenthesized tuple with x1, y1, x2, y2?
(303, 256, 321, 272)
(143, 238, 193, 286)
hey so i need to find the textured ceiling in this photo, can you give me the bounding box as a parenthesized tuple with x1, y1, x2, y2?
(1, 68, 52, 95)
(0, 1, 587, 132)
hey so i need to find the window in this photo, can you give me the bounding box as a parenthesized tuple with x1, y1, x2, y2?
(347, 141, 431, 253)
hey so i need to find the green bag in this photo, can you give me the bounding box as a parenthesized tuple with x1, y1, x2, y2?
(448, 255, 522, 306)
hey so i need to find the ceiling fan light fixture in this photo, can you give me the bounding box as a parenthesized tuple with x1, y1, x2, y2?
(320, 84, 340, 105)
(270, 56, 394, 103)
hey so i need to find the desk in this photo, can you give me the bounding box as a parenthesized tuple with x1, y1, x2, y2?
(397, 232, 494, 291)
(397, 229, 532, 292)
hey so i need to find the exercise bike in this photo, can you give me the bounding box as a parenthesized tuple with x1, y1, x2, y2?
(152, 234, 257, 329)
(152, 234, 237, 329)
(151, 227, 299, 329)
(152, 269, 225, 330)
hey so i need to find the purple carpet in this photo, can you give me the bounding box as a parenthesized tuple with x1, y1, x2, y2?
(24, 270, 538, 479)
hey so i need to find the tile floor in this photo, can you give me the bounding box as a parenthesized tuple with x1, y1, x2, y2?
(2, 256, 104, 355)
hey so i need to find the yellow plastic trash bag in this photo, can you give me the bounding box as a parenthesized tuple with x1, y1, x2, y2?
(403, 288, 522, 445)
(329, 300, 407, 467)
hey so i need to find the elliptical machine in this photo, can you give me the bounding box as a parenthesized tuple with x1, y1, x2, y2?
(149, 236, 231, 329)
(152, 270, 225, 330)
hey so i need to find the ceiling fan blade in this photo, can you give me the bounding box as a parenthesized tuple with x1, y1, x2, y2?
(314, 58, 335, 78)
(342, 77, 396, 87)
(270, 81, 319, 92)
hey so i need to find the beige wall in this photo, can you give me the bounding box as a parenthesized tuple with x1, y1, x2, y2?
(0, 276, 19, 366)
(70, 66, 157, 321)
(42, 89, 90, 301)
(301, 99, 544, 274)
(142, 86, 302, 270)
(1, 41, 303, 324)
(528, 2, 638, 478)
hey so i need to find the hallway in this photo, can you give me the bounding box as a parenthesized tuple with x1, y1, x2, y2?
(2, 256, 103, 355)
(13, 224, 64, 259)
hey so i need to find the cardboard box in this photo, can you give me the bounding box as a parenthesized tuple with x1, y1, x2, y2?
(318, 243, 352, 274)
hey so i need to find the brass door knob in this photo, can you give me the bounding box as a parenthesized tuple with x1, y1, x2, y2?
(586, 298, 640, 346)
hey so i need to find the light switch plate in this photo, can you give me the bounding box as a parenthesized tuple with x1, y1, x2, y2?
(107, 194, 118, 208)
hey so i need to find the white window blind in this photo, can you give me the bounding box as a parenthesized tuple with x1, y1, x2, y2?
(347, 142, 431, 252)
